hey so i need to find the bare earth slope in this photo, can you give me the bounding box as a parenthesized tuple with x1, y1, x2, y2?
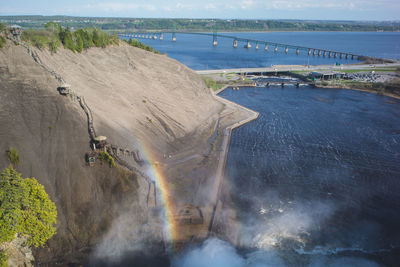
(35, 42, 223, 154)
(0, 42, 224, 264)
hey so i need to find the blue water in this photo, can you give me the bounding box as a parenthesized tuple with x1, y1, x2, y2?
(126, 32, 400, 70)
(220, 85, 400, 266)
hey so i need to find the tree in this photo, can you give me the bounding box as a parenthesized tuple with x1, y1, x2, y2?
(92, 28, 103, 47)
(75, 34, 83, 53)
(0, 167, 57, 248)
(44, 22, 61, 34)
(48, 38, 61, 53)
(59, 27, 75, 52)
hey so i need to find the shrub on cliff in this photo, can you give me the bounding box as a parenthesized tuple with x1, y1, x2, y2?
(0, 251, 7, 267)
(21, 29, 61, 52)
(22, 22, 119, 53)
(0, 166, 57, 248)
(0, 36, 6, 49)
(98, 151, 116, 168)
(6, 147, 19, 166)
(125, 38, 160, 54)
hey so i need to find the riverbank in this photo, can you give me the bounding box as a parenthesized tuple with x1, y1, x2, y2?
(207, 91, 259, 244)
(200, 62, 400, 100)
(314, 81, 400, 100)
(159, 83, 259, 249)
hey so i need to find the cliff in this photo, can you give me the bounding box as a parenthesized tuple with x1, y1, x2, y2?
(0, 41, 223, 265)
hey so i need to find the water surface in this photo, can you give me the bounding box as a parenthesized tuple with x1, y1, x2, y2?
(131, 32, 400, 69)
(220, 85, 400, 266)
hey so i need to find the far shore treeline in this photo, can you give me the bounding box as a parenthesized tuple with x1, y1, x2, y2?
(1, 16, 400, 33)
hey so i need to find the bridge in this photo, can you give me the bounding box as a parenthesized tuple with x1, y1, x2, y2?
(118, 31, 367, 61)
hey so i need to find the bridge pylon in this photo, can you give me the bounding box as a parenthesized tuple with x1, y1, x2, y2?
(212, 24, 218, 46)
(172, 25, 176, 42)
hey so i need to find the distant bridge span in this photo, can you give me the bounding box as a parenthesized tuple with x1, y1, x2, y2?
(118, 31, 370, 60)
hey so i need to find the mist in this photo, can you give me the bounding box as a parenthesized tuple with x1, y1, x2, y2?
(172, 238, 380, 267)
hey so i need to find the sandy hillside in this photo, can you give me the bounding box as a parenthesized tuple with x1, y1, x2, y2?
(35, 42, 223, 154)
(0, 41, 223, 264)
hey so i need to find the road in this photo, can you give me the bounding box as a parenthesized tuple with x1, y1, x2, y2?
(195, 62, 400, 75)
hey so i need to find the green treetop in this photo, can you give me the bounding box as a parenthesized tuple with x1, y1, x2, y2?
(0, 167, 57, 247)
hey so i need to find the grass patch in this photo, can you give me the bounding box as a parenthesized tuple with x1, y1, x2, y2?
(202, 77, 226, 91)
(340, 68, 397, 73)
(98, 151, 116, 168)
(291, 70, 310, 74)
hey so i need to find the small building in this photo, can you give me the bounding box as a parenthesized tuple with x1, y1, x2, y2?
(94, 136, 107, 150)
(10, 25, 22, 37)
(86, 151, 96, 166)
(309, 71, 345, 80)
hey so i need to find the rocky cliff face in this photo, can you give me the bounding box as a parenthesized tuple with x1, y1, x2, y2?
(0, 41, 222, 265)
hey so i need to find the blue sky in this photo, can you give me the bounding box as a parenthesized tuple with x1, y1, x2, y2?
(0, 0, 399, 21)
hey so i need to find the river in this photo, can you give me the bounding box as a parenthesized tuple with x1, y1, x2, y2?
(129, 31, 400, 69)
(220, 84, 400, 267)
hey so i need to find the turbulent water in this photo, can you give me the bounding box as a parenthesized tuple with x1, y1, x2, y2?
(131, 31, 400, 69)
(219, 84, 400, 266)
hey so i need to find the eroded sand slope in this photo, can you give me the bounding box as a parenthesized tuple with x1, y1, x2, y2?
(35, 42, 223, 153)
(0, 42, 223, 264)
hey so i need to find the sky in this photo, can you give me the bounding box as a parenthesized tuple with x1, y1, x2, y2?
(0, 0, 399, 21)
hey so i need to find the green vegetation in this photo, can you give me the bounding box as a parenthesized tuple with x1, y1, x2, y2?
(0, 166, 57, 262)
(21, 29, 60, 52)
(0, 251, 7, 267)
(0, 23, 6, 48)
(124, 38, 159, 54)
(7, 148, 19, 166)
(21, 22, 119, 53)
(201, 77, 225, 91)
(0, 36, 5, 48)
(98, 151, 116, 168)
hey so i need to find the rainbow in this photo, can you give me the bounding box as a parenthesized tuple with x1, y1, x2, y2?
(136, 141, 177, 250)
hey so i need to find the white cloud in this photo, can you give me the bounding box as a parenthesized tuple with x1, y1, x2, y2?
(205, 3, 217, 10)
(96, 2, 156, 12)
(240, 0, 256, 9)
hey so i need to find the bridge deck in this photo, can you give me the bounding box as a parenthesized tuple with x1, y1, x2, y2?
(118, 31, 370, 59)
